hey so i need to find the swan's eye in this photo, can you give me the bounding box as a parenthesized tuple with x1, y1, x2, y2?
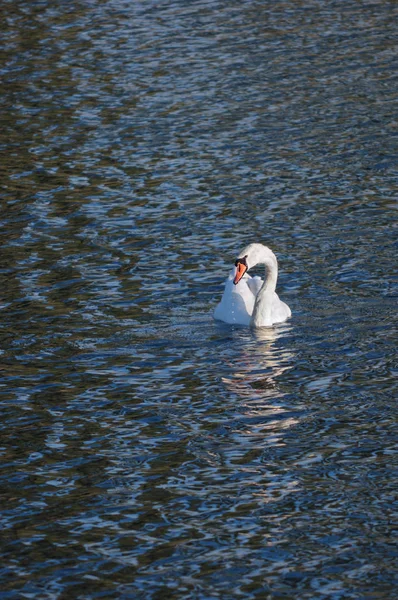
(235, 256, 248, 268)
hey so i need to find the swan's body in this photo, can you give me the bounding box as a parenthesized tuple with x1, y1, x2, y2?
(214, 243, 291, 328)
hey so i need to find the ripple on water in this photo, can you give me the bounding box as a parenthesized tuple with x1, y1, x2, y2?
(0, 0, 397, 598)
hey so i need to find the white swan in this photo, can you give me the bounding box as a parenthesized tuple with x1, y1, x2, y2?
(214, 243, 291, 327)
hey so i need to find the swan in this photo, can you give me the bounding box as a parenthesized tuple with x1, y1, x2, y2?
(214, 243, 291, 327)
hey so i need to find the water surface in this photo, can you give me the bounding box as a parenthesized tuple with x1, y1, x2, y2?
(0, 0, 397, 598)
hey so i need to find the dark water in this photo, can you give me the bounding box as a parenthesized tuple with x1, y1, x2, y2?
(1, 0, 397, 598)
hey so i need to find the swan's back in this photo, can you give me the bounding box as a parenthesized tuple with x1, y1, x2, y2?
(271, 293, 291, 323)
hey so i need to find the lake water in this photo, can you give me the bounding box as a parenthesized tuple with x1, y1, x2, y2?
(1, 0, 397, 598)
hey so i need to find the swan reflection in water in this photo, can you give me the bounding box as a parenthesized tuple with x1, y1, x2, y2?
(222, 324, 299, 449)
(223, 325, 292, 396)
(219, 324, 301, 502)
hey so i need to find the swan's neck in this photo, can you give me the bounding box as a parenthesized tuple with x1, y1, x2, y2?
(251, 255, 278, 327)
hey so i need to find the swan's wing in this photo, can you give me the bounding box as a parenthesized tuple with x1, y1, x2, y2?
(214, 269, 254, 326)
(271, 292, 292, 324)
(246, 275, 263, 296)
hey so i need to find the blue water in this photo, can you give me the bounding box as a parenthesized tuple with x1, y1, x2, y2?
(1, 0, 397, 598)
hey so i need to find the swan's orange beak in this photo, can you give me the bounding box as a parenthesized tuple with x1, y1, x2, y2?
(234, 262, 247, 285)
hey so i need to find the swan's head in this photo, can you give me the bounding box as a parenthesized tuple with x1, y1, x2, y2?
(234, 243, 276, 285)
(234, 255, 248, 285)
